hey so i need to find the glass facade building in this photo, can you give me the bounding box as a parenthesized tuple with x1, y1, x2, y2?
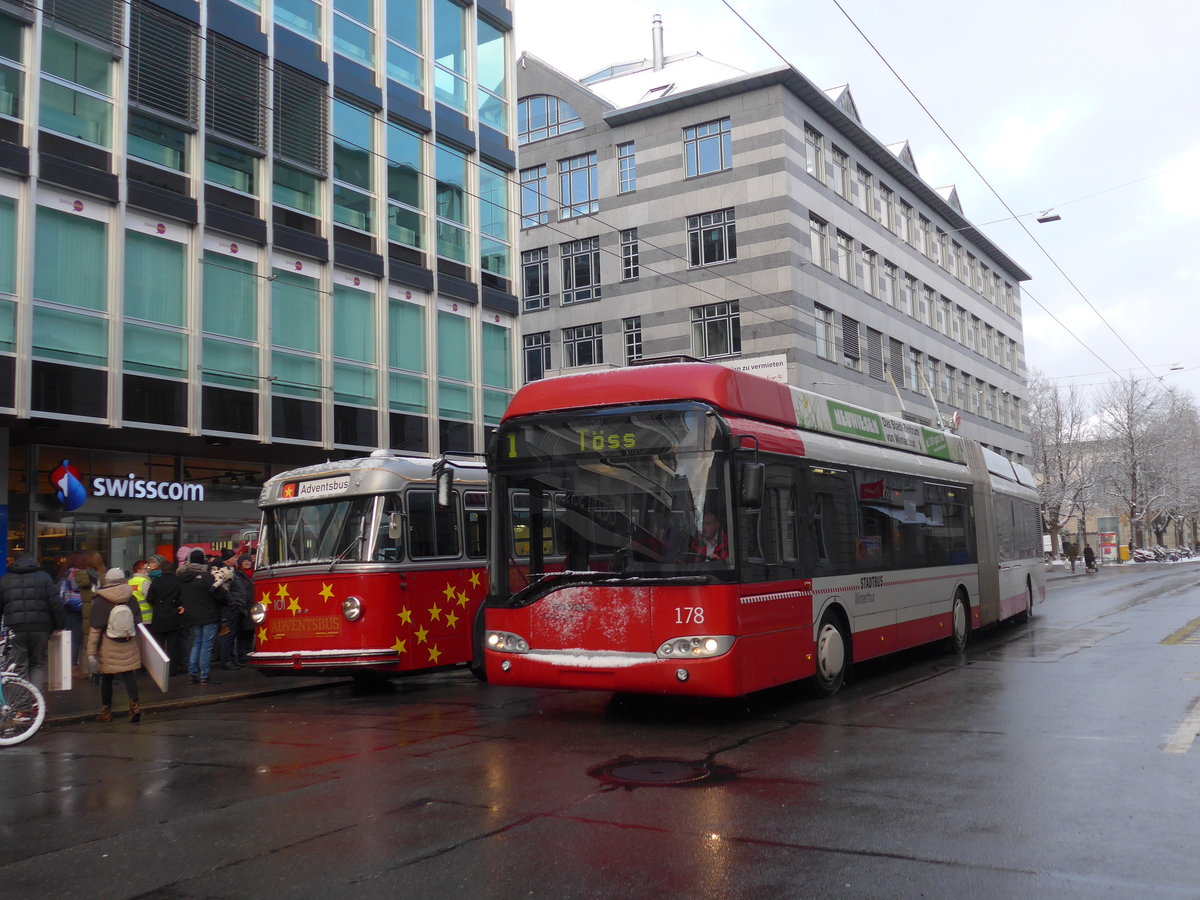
(0, 0, 516, 566)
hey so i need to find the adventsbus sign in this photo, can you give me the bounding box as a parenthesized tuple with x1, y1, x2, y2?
(791, 396, 960, 462)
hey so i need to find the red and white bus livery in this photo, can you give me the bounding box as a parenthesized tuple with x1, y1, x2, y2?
(249, 452, 488, 679)
(482, 362, 1043, 698)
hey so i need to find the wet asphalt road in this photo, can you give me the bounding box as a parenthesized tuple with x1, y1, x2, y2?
(4, 563, 1200, 898)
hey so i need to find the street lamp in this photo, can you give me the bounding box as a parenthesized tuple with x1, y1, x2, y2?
(1036, 209, 1061, 224)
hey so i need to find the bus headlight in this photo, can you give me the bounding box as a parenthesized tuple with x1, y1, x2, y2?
(485, 630, 529, 653)
(250, 602, 266, 624)
(656, 635, 734, 659)
(342, 596, 363, 622)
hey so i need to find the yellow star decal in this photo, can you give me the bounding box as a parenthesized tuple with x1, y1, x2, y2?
(275, 583, 290, 600)
(456, 590, 470, 608)
(287, 597, 302, 616)
(427, 644, 442, 664)
(414, 625, 429, 644)
(257, 626, 267, 644)
(390, 637, 407, 654)
(318, 583, 335, 602)
(427, 603, 442, 622)
(445, 610, 459, 630)
(397, 607, 412, 624)
(469, 571, 481, 588)
(260, 590, 272, 604)
(443, 582, 457, 601)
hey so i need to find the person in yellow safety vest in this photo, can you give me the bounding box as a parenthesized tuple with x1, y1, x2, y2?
(128, 559, 152, 625)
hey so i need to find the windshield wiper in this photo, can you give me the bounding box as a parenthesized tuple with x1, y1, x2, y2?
(327, 533, 364, 572)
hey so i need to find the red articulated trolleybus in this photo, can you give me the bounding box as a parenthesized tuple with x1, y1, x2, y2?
(248, 452, 489, 681)
(482, 362, 1044, 698)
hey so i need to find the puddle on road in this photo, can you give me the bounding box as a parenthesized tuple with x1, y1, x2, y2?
(973, 625, 1124, 661)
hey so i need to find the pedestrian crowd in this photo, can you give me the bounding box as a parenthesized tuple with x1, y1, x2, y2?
(0, 546, 256, 724)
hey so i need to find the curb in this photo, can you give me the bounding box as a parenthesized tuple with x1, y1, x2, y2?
(44, 677, 353, 728)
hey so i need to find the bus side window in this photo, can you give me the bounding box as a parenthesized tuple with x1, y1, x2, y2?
(374, 494, 404, 561)
(464, 491, 488, 559)
(409, 490, 461, 558)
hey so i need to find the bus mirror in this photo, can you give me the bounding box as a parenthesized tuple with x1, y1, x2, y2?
(437, 467, 454, 507)
(388, 512, 404, 540)
(740, 462, 764, 509)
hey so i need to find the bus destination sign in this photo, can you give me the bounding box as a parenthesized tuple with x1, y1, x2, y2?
(279, 475, 352, 501)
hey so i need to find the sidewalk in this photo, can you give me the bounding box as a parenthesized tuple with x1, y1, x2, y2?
(42, 662, 349, 727)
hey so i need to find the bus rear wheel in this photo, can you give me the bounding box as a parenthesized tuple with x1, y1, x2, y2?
(948, 593, 970, 654)
(811, 610, 849, 697)
(1015, 581, 1033, 624)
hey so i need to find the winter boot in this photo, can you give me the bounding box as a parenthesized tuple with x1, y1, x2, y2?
(96, 705, 112, 723)
(129, 701, 141, 724)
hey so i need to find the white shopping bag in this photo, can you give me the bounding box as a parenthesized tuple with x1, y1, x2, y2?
(47, 629, 73, 692)
(138, 624, 170, 693)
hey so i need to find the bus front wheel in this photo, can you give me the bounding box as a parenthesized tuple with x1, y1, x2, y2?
(811, 610, 849, 697)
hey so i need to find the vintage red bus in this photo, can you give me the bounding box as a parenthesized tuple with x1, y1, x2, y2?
(482, 362, 1043, 698)
(248, 452, 489, 681)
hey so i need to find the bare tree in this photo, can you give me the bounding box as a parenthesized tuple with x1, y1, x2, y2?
(1150, 387, 1200, 548)
(1027, 370, 1093, 556)
(1094, 375, 1170, 553)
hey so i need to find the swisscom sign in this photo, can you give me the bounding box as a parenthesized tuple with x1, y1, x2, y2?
(51, 459, 205, 511)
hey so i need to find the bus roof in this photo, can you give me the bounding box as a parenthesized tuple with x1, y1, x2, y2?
(259, 452, 487, 507)
(503, 363, 968, 464)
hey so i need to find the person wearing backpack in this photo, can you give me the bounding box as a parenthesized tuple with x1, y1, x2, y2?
(86, 568, 144, 723)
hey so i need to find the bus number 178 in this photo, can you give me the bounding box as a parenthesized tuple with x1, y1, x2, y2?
(675, 607, 705, 624)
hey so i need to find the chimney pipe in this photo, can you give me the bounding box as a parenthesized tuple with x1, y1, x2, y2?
(652, 14, 664, 71)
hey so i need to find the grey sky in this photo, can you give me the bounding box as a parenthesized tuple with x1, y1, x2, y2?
(514, 0, 1200, 402)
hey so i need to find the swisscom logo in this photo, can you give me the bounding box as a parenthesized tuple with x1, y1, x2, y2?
(51, 459, 88, 511)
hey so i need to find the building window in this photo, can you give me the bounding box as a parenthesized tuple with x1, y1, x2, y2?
(854, 166, 873, 215)
(684, 117, 732, 177)
(0, 12, 25, 123)
(866, 327, 884, 380)
(564, 323, 602, 367)
(332, 98, 375, 232)
(836, 231, 854, 283)
(476, 16, 509, 132)
(128, 1, 199, 172)
(877, 184, 894, 230)
(433, 0, 468, 112)
(385, 118, 422, 248)
(333, 0, 375, 67)
(918, 215, 934, 259)
(828, 147, 849, 198)
(480, 162, 511, 290)
(621, 228, 639, 280)
(897, 201, 913, 244)
(276, 0, 322, 40)
(618, 142, 637, 193)
(40, 26, 113, 147)
(559, 151, 598, 218)
(519, 164, 549, 228)
(906, 347, 922, 392)
(809, 214, 828, 270)
(561, 236, 600, 304)
(860, 248, 877, 297)
(386, 0, 423, 90)
(435, 141, 469, 263)
(691, 300, 740, 359)
(900, 273, 916, 317)
(522, 247, 550, 311)
(814, 304, 834, 361)
(878, 261, 897, 307)
(687, 208, 736, 267)
(841, 315, 860, 371)
(524, 331, 550, 381)
(623, 316, 642, 364)
(518, 94, 583, 145)
(804, 125, 823, 180)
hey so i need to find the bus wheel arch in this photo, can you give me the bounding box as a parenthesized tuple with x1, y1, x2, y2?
(811, 604, 851, 698)
(948, 588, 970, 654)
(1015, 577, 1033, 624)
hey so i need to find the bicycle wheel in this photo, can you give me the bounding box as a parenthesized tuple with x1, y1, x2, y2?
(0, 675, 46, 746)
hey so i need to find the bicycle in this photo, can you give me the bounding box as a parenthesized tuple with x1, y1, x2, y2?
(0, 630, 47, 746)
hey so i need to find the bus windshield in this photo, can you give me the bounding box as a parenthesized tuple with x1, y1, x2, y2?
(493, 407, 733, 591)
(260, 496, 376, 566)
